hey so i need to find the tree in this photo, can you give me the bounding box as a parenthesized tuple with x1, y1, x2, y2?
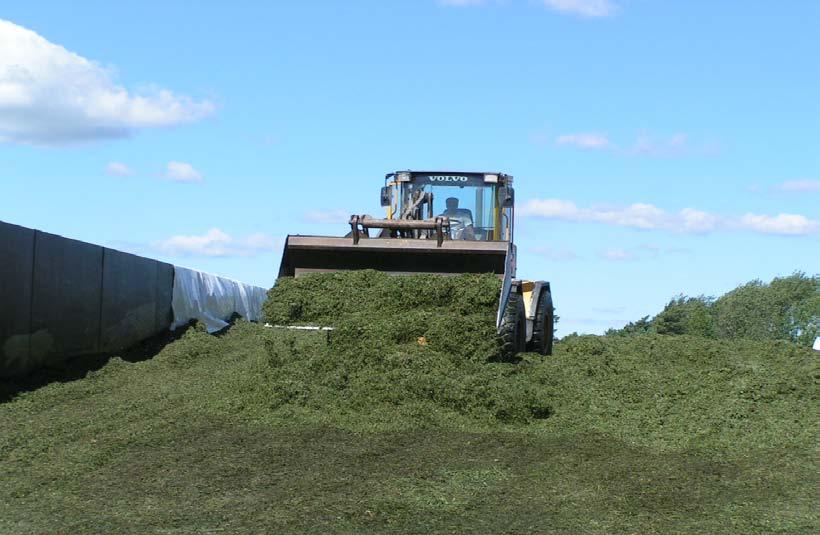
(714, 273, 818, 343)
(603, 272, 818, 347)
(654, 296, 715, 338)
(606, 316, 653, 337)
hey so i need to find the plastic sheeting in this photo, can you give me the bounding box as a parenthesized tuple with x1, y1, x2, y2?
(171, 266, 268, 333)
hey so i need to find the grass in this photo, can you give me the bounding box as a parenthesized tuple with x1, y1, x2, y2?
(1, 272, 817, 533)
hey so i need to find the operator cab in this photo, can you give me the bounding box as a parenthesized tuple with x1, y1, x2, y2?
(381, 171, 515, 242)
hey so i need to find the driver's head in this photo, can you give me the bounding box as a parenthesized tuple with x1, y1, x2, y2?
(445, 197, 459, 211)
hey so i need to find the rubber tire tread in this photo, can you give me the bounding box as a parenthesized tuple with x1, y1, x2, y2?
(530, 290, 554, 356)
(499, 291, 526, 362)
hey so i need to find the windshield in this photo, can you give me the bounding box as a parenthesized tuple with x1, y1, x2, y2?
(403, 182, 499, 241)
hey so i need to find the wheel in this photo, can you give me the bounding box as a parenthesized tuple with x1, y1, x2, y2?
(499, 291, 526, 361)
(528, 289, 554, 356)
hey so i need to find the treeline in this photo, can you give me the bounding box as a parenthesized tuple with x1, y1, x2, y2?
(605, 272, 819, 347)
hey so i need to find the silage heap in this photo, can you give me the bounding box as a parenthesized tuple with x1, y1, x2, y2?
(264, 270, 502, 356)
(256, 271, 556, 425)
(3, 271, 816, 532)
(239, 270, 815, 436)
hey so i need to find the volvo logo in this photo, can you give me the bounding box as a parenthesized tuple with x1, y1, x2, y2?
(427, 175, 469, 182)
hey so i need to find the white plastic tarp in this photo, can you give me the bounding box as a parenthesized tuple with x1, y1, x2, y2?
(171, 266, 268, 333)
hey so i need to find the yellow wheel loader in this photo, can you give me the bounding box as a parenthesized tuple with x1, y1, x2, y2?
(278, 170, 554, 359)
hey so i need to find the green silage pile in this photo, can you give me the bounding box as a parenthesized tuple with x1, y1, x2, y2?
(264, 271, 501, 354)
(265, 270, 504, 364)
(2, 271, 817, 532)
(247, 270, 816, 437)
(257, 271, 555, 424)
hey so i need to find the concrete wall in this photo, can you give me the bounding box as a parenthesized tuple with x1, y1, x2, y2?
(0, 221, 174, 378)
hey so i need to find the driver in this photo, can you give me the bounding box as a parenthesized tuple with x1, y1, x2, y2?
(440, 197, 475, 240)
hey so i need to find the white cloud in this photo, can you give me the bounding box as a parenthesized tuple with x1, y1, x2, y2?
(164, 161, 202, 182)
(774, 179, 820, 193)
(630, 132, 688, 156)
(0, 19, 215, 146)
(551, 131, 716, 156)
(541, 0, 616, 17)
(106, 161, 133, 177)
(599, 249, 635, 261)
(555, 132, 612, 150)
(601, 243, 692, 261)
(153, 228, 280, 257)
(521, 199, 707, 231)
(739, 213, 819, 236)
(521, 197, 818, 236)
(679, 208, 719, 233)
(303, 209, 351, 224)
(439, 0, 617, 16)
(593, 203, 670, 229)
(522, 199, 581, 219)
(599, 243, 693, 261)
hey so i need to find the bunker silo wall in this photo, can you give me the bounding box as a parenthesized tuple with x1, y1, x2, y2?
(0, 221, 173, 378)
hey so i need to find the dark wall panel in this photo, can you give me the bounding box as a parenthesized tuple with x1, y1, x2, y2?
(100, 249, 158, 352)
(155, 261, 174, 332)
(1, 222, 181, 378)
(0, 221, 35, 377)
(30, 231, 103, 366)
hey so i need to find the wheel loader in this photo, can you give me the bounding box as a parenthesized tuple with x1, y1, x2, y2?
(278, 170, 554, 359)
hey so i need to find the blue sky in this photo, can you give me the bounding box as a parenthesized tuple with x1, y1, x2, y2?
(1, 0, 818, 335)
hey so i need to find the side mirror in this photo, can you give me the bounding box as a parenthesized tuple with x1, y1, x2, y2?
(380, 186, 391, 207)
(498, 186, 514, 208)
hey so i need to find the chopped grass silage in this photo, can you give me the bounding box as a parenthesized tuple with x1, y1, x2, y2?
(264, 270, 502, 363)
(264, 270, 502, 327)
(1, 271, 817, 533)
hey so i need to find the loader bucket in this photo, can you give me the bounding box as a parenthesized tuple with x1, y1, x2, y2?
(278, 235, 509, 278)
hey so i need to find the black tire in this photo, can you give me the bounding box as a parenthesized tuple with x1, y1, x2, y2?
(528, 289, 554, 356)
(499, 291, 526, 361)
